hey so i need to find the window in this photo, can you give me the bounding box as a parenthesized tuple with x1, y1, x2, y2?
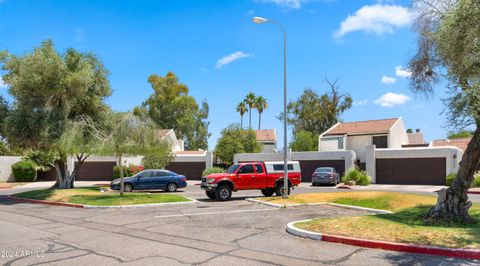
(155, 171, 171, 177)
(255, 164, 264, 173)
(142, 171, 154, 178)
(273, 164, 294, 171)
(372, 135, 388, 148)
(226, 164, 240, 174)
(238, 165, 254, 174)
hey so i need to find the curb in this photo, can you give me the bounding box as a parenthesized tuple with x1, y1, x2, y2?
(7, 196, 197, 209)
(246, 198, 392, 214)
(286, 220, 480, 260)
(468, 191, 480, 195)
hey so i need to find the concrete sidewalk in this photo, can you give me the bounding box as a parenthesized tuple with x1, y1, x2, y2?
(0, 181, 109, 196)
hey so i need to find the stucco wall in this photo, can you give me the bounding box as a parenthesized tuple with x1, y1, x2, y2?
(346, 135, 370, 162)
(0, 156, 22, 182)
(234, 150, 357, 173)
(389, 118, 409, 148)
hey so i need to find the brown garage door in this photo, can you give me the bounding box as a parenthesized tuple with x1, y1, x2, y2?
(298, 160, 345, 182)
(376, 158, 446, 185)
(166, 162, 205, 180)
(75, 161, 116, 181)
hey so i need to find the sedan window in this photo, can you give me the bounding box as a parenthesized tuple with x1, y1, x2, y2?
(142, 171, 154, 178)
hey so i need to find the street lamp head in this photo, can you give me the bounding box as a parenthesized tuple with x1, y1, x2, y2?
(252, 16, 268, 24)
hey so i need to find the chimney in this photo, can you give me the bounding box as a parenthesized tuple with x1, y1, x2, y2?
(416, 129, 420, 133)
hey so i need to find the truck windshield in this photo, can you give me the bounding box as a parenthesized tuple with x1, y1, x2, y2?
(226, 164, 240, 173)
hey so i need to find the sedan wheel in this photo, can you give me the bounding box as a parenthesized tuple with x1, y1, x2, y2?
(123, 184, 133, 192)
(166, 183, 178, 192)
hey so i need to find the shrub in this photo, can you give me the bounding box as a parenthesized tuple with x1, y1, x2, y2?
(341, 168, 371, 186)
(202, 167, 225, 177)
(473, 172, 480, 188)
(129, 165, 144, 175)
(446, 173, 456, 186)
(113, 166, 132, 179)
(11, 160, 37, 182)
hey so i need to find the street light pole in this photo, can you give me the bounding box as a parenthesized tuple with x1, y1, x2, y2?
(252, 16, 289, 198)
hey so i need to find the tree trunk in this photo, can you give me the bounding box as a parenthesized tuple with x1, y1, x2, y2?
(249, 108, 252, 129)
(259, 113, 262, 130)
(119, 155, 124, 196)
(52, 159, 73, 189)
(240, 115, 243, 129)
(424, 126, 480, 223)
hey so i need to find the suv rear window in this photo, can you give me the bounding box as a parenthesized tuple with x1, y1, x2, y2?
(273, 164, 294, 171)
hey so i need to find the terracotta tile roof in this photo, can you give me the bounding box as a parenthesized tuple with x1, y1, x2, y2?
(174, 150, 206, 155)
(323, 118, 399, 136)
(407, 133, 425, 145)
(432, 137, 471, 151)
(255, 129, 276, 142)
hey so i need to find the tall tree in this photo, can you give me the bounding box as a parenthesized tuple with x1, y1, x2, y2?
(214, 124, 262, 165)
(96, 112, 171, 196)
(281, 79, 353, 136)
(236, 102, 247, 129)
(0, 40, 112, 188)
(255, 96, 268, 130)
(0, 96, 10, 138)
(290, 130, 318, 152)
(409, 0, 480, 222)
(134, 72, 210, 150)
(244, 92, 256, 129)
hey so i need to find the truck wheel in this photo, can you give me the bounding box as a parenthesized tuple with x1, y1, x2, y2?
(261, 188, 275, 197)
(275, 183, 290, 197)
(206, 190, 216, 199)
(215, 184, 232, 201)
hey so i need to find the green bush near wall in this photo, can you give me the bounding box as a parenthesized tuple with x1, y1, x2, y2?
(446, 172, 480, 187)
(341, 168, 371, 186)
(11, 160, 37, 182)
(202, 167, 225, 177)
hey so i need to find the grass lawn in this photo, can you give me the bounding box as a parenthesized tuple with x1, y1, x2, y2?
(281, 192, 480, 249)
(14, 187, 191, 206)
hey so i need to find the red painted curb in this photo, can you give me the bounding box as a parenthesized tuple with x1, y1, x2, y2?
(321, 234, 480, 260)
(7, 196, 85, 209)
(468, 191, 480, 195)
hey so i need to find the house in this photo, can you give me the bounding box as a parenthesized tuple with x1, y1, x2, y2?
(403, 129, 428, 148)
(255, 129, 277, 153)
(430, 137, 471, 151)
(156, 129, 184, 152)
(318, 118, 409, 164)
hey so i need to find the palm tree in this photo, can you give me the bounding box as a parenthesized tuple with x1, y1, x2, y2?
(244, 92, 256, 129)
(236, 102, 247, 129)
(255, 96, 268, 130)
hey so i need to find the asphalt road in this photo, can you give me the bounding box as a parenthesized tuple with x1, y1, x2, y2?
(0, 184, 478, 265)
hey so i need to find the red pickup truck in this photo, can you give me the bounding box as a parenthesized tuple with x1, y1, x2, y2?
(201, 161, 302, 201)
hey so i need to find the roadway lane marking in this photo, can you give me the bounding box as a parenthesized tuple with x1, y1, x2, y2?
(154, 208, 277, 218)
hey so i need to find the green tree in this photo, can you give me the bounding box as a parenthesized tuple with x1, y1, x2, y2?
(281, 79, 353, 135)
(409, 0, 480, 222)
(236, 102, 247, 129)
(244, 92, 256, 129)
(96, 112, 170, 196)
(290, 130, 318, 151)
(0, 40, 111, 188)
(255, 96, 268, 130)
(0, 96, 9, 138)
(134, 72, 210, 150)
(448, 130, 474, 139)
(214, 124, 262, 165)
(142, 142, 174, 169)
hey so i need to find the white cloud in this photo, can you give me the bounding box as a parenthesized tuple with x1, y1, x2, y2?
(255, 0, 315, 9)
(0, 77, 8, 89)
(215, 51, 250, 69)
(335, 4, 414, 38)
(374, 92, 410, 107)
(395, 66, 412, 78)
(353, 100, 369, 106)
(381, 75, 396, 84)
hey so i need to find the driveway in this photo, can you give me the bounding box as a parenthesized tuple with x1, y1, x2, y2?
(0, 184, 477, 265)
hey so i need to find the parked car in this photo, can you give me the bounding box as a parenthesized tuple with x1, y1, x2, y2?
(110, 169, 187, 192)
(201, 161, 302, 201)
(311, 167, 340, 186)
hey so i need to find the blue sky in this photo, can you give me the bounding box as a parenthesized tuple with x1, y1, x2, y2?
(0, 0, 453, 149)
